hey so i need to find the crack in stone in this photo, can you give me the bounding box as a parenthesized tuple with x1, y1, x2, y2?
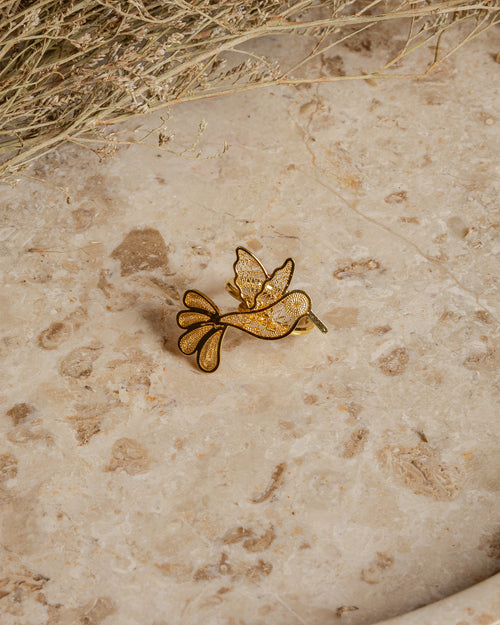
(309, 172, 498, 325)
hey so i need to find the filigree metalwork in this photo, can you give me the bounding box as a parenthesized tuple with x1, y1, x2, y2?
(177, 247, 328, 372)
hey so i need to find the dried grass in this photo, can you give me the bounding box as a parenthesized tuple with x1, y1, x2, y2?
(0, 0, 498, 182)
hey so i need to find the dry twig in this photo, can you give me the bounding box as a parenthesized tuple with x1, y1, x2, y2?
(0, 0, 498, 181)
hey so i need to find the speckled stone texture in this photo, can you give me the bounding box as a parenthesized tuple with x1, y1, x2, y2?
(0, 24, 499, 625)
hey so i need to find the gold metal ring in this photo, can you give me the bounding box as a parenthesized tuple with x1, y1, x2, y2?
(177, 247, 328, 372)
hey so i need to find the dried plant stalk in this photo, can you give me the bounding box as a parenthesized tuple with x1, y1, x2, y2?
(0, 0, 498, 181)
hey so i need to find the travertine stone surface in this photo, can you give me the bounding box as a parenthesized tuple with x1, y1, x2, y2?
(0, 25, 499, 625)
(376, 574, 500, 625)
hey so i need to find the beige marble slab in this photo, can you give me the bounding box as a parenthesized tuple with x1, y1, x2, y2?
(375, 573, 500, 625)
(0, 23, 499, 625)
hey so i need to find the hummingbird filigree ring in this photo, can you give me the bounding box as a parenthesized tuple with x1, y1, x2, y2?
(177, 247, 328, 372)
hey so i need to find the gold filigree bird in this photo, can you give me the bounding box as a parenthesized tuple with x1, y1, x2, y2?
(177, 247, 327, 372)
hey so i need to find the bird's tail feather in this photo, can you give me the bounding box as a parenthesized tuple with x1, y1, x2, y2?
(177, 290, 226, 372)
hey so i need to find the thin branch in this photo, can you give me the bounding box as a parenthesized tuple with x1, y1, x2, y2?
(0, 0, 498, 180)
